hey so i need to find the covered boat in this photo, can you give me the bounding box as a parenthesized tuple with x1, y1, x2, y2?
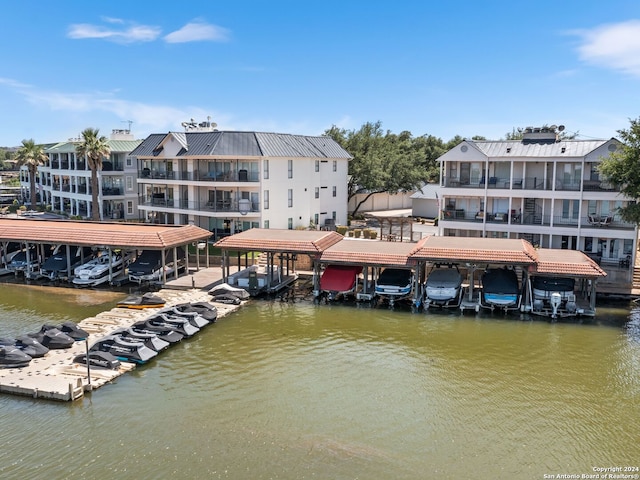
(375, 268, 413, 306)
(0, 336, 49, 358)
(28, 325, 75, 349)
(8, 247, 41, 273)
(144, 314, 200, 338)
(73, 351, 121, 370)
(111, 328, 171, 352)
(171, 302, 218, 323)
(128, 249, 184, 284)
(40, 246, 94, 281)
(72, 250, 132, 287)
(424, 266, 463, 309)
(208, 283, 250, 304)
(57, 321, 89, 340)
(157, 307, 209, 328)
(117, 292, 166, 309)
(0, 345, 32, 368)
(319, 265, 362, 300)
(481, 268, 520, 310)
(131, 320, 184, 344)
(90, 336, 158, 364)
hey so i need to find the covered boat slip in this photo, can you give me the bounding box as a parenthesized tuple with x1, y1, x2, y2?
(316, 238, 427, 305)
(214, 229, 344, 296)
(0, 218, 212, 285)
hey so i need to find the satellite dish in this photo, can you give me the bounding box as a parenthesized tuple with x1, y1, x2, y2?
(558, 125, 565, 132)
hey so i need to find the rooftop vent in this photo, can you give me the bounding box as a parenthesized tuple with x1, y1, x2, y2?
(522, 124, 564, 144)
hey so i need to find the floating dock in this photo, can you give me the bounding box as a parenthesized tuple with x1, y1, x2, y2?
(0, 288, 242, 401)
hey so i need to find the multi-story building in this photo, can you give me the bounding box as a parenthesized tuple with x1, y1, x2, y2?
(436, 125, 636, 284)
(35, 129, 142, 220)
(129, 123, 351, 236)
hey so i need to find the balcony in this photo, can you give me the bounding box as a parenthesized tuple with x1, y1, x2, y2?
(138, 196, 260, 214)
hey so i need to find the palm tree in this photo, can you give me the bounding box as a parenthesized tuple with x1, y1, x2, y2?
(14, 139, 47, 209)
(76, 128, 111, 221)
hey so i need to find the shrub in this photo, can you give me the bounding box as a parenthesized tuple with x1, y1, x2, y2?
(336, 226, 348, 235)
(363, 229, 371, 239)
(369, 231, 378, 240)
(348, 230, 354, 237)
(354, 229, 362, 238)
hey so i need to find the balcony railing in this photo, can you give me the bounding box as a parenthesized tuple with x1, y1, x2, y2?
(138, 169, 259, 182)
(444, 176, 621, 192)
(440, 211, 634, 230)
(138, 196, 260, 214)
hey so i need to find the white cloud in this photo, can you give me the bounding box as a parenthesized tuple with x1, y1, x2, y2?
(67, 20, 161, 44)
(164, 21, 230, 43)
(571, 20, 640, 77)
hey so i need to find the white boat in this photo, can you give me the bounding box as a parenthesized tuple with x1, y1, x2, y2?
(424, 267, 463, 309)
(72, 250, 133, 287)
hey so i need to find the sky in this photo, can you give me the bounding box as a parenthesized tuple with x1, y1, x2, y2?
(1, 0, 640, 147)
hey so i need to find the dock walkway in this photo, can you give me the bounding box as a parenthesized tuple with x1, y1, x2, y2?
(0, 285, 241, 401)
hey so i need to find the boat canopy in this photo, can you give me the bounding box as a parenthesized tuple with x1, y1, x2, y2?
(320, 265, 362, 292)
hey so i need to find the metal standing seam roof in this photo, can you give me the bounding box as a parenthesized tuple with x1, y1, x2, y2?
(471, 139, 610, 158)
(130, 131, 351, 159)
(412, 236, 539, 265)
(319, 237, 429, 267)
(45, 140, 142, 154)
(214, 229, 344, 254)
(533, 249, 607, 278)
(0, 219, 211, 249)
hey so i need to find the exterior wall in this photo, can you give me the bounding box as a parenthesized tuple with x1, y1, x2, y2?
(411, 198, 439, 218)
(348, 191, 414, 213)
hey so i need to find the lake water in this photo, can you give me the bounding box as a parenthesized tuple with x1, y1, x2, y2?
(0, 283, 639, 480)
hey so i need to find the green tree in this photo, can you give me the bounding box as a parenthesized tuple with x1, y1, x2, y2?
(75, 128, 111, 221)
(325, 121, 444, 216)
(14, 139, 47, 207)
(597, 117, 640, 223)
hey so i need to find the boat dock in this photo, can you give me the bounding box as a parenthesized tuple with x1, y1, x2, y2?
(0, 285, 240, 402)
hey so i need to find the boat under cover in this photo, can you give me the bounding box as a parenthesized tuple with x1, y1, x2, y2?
(0, 336, 49, 358)
(425, 268, 463, 307)
(532, 276, 576, 299)
(0, 345, 32, 368)
(40, 246, 93, 281)
(90, 335, 158, 364)
(117, 292, 166, 309)
(375, 268, 413, 297)
(28, 325, 75, 349)
(482, 268, 520, 308)
(72, 250, 131, 287)
(208, 283, 250, 304)
(130, 320, 185, 344)
(73, 351, 121, 370)
(320, 265, 362, 298)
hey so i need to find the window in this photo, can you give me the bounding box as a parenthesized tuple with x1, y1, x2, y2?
(127, 201, 133, 215)
(126, 176, 133, 191)
(288, 218, 293, 229)
(315, 187, 319, 199)
(332, 211, 336, 220)
(333, 160, 337, 172)
(126, 157, 132, 167)
(332, 186, 336, 197)
(263, 159, 269, 179)
(263, 190, 269, 210)
(314, 213, 319, 225)
(315, 160, 319, 172)
(288, 189, 293, 207)
(288, 160, 293, 179)
(264, 220, 269, 229)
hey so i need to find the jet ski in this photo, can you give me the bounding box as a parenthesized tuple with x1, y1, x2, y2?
(57, 321, 90, 341)
(111, 327, 171, 352)
(90, 335, 158, 364)
(144, 314, 200, 338)
(130, 320, 184, 344)
(116, 292, 166, 309)
(73, 350, 121, 370)
(28, 325, 75, 349)
(172, 302, 218, 323)
(0, 336, 49, 358)
(157, 307, 209, 328)
(0, 345, 32, 368)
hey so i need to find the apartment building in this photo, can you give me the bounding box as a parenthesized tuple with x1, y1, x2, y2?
(35, 129, 142, 220)
(128, 123, 351, 237)
(436, 126, 636, 283)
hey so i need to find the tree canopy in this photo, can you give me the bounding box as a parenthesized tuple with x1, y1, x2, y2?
(14, 139, 47, 207)
(324, 121, 448, 216)
(76, 128, 111, 221)
(597, 117, 640, 224)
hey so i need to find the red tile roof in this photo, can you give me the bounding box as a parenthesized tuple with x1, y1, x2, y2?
(320, 237, 428, 266)
(413, 236, 538, 265)
(0, 218, 211, 249)
(533, 249, 607, 277)
(214, 229, 344, 254)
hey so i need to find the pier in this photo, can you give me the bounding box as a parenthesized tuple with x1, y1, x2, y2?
(0, 285, 240, 402)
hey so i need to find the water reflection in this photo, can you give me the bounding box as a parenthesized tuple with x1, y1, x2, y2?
(0, 285, 638, 479)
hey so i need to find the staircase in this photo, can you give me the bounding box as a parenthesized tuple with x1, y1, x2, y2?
(633, 263, 640, 290)
(523, 198, 542, 225)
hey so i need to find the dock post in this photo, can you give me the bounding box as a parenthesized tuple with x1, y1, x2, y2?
(85, 339, 91, 389)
